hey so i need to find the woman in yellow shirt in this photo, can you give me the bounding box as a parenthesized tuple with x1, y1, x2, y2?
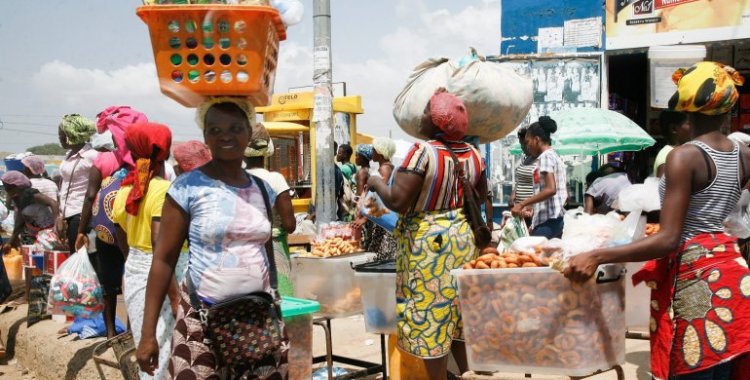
(113, 122, 186, 380)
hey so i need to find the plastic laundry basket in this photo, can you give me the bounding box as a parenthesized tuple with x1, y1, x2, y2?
(136, 5, 286, 108)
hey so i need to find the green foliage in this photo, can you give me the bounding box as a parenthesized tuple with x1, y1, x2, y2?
(27, 143, 67, 156)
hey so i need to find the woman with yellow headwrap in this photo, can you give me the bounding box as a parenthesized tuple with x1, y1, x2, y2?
(566, 62, 750, 379)
(245, 123, 296, 297)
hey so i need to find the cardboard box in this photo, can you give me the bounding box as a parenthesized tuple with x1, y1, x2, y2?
(44, 250, 70, 275)
(21, 245, 34, 267)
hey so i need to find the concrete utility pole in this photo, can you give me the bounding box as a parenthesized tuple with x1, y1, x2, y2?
(313, 0, 336, 225)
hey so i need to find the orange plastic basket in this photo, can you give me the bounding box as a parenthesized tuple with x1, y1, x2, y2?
(137, 5, 286, 108)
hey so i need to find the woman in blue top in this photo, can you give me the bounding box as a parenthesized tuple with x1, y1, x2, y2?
(135, 98, 279, 379)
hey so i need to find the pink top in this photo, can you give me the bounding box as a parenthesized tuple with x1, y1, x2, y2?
(59, 145, 98, 218)
(94, 151, 125, 178)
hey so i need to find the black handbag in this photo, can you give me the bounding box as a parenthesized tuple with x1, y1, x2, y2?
(440, 141, 492, 249)
(186, 175, 288, 374)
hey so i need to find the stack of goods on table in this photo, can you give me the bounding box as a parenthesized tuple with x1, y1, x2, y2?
(292, 222, 371, 316)
(452, 210, 630, 376)
(301, 222, 362, 258)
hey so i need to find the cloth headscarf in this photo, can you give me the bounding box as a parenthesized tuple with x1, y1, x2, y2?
(121, 123, 172, 216)
(372, 137, 396, 161)
(59, 114, 96, 145)
(669, 61, 745, 115)
(195, 96, 256, 130)
(21, 155, 46, 176)
(244, 123, 275, 158)
(1, 171, 32, 188)
(173, 140, 212, 172)
(94, 106, 149, 176)
(356, 144, 373, 161)
(728, 132, 750, 147)
(429, 89, 468, 141)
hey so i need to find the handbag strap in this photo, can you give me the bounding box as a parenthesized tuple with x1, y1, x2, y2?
(186, 174, 279, 314)
(61, 154, 83, 219)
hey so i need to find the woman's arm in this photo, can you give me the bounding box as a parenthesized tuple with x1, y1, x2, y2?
(136, 196, 188, 374)
(475, 172, 489, 226)
(33, 193, 59, 221)
(356, 168, 369, 195)
(368, 171, 423, 215)
(114, 225, 130, 260)
(8, 207, 24, 248)
(379, 163, 393, 181)
(275, 191, 296, 234)
(564, 148, 693, 282)
(75, 168, 103, 250)
(584, 195, 596, 214)
(151, 217, 181, 316)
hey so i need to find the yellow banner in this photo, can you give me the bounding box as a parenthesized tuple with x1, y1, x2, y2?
(606, 0, 750, 50)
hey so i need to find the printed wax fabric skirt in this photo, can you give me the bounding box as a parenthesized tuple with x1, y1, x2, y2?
(272, 228, 293, 297)
(394, 209, 476, 358)
(632, 233, 750, 379)
(169, 282, 289, 380)
(124, 249, 188, 380)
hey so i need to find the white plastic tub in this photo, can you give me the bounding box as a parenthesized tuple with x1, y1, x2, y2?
(354, 260, 397, 334)
(452, 265, 626, 376)
(291, 252, 375, 318)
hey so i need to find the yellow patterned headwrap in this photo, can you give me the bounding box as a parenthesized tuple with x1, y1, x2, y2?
(669, 61, 745, 115)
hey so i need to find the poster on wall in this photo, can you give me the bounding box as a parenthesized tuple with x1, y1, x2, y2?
(606, 0, 750, 50)
(488, 57, 601, 205)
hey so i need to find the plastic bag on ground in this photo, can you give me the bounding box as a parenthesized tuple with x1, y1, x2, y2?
(725, 190, 750, 239)
(48, 247, 104, 318)
(393, 52, 533, 144)
(68, 314, 126, 339)
(615, 177, 661, 212)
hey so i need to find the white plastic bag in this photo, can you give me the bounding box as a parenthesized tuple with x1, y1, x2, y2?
(270, 0, 304, 26)
(725, 190, 750, 239)
(393, 53, 533, 143)
(510, 236, 548, 254)
(615, 177, 661, 212)
(47, 247, 104, 318)
(562, 209, 622, 256)
(497, 211, 529, 250)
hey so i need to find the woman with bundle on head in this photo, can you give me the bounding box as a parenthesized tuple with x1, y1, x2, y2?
(2, 172, 59, 248)
(113, 122, 184, 380)
(56, 114, 98, 253)
(75, 106, 148, 339)
(368, 88, 486, 379)
(245, 123, 296, 297)
(566, 62, 750, 379)
(511, 116, 567, 239)
(136, 98, 285, 379)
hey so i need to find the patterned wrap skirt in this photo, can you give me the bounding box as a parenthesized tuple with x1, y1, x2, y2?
(394, 209, 476, 359)
(632, 233, 750, 378)
(169, 283, 288, 380)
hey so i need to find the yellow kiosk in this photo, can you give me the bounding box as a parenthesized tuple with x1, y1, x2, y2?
(256, 92, 367, 214)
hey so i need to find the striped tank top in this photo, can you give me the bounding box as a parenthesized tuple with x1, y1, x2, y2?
(659, 140, 743, 242)
(514, 156, 538, 204)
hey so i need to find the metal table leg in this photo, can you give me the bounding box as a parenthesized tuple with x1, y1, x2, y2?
(312, 317, 386, 379)
(313, 318, 334, 380)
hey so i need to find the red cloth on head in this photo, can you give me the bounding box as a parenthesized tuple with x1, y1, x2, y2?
(173, 140, 212, 173)
(121, 123, 172, 216)
(429, 90, 468, 141)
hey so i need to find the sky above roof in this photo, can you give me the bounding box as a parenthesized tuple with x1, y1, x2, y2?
(0, 0, 501, 152)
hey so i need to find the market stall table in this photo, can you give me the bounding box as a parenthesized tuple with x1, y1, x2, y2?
(291, 252, 387, 379)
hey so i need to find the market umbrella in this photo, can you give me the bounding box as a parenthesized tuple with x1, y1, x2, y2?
(510, 108, 655, 156)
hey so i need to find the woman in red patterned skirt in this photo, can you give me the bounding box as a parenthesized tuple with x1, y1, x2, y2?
(566, 62, 750, 379)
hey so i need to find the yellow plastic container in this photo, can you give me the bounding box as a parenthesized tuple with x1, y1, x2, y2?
(136, 5, 286, 107)
(3, 254, 23, 282)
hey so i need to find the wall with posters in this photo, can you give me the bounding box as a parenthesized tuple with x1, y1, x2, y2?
(606, 0, 750, 50)
(500, 0, 605, 55)
(486, 57, 602, 206)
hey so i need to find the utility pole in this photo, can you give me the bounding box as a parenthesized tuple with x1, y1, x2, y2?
(313, 0, 336, 225)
